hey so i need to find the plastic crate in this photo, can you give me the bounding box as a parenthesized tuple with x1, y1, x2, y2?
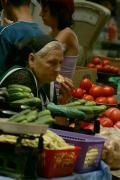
(0, 135, 43, 180)
(97, 72, 118, 89)
(50, 128, 105, 173)
(38, 147, 80, 178)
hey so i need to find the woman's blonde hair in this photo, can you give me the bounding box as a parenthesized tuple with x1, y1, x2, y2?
(35, 41, 64, 57)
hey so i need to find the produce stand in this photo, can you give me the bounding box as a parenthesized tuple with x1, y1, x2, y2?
(0, 84, 115, 180)
(0, 119, 48, 180)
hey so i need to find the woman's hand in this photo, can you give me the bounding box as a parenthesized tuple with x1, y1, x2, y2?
(58, 77, 74, 104)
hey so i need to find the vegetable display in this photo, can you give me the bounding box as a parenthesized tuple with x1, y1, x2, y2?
(47, 100, 107, 122)
(98, 107, 120, 128)
(71, 78, 118, 105)
(7, 84, 41, 108)
(99, 127, 120, 169)
(87, 56, 120, 74)
(9, 109, 55, 125)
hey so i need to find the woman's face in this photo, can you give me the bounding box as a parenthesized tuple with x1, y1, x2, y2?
(29, 48, 63, 86)
(40, 6, 57, 28)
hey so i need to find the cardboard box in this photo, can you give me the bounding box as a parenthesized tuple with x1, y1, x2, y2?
(106, 58, 120, 68)
(72, 67, 97, 87)
(100, 56, 120, 68)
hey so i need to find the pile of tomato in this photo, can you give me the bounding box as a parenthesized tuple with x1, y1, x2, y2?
(98, 107, 120, 128)
(71, 78, 118, 105)
(87, 56, 120, 74)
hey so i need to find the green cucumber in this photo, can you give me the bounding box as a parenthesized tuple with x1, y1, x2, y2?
(10, 97, 41, 108)
(38, 109, 51, 117)
(8, 92, 33, 101)
(47, 102, 87, 120)
(90, 105, 107, 113)
(8, 87, 25, 93)
(73, 105, 94, 120)
(25, 110, 38, 122)
(65, 99, 86, 107)
(9, 114, 26, 122)
(8, 84, 32, 93)
(85, 101, 96, 106)
(34, 115, 55, 124)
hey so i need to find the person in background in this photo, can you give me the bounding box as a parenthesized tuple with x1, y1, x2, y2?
(87, 0, 118, 42)
(100, 0, 118, 42)
(0, 35, 73, 109)
(37, 0, 80, 79)
(0, 0, 44, 77)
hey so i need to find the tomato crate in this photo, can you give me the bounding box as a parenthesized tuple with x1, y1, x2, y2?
(50, 128, 105, 173)
(97, 71, 120, 83)
(37, 147, 80, 178)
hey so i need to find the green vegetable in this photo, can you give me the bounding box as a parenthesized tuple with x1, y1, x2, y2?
(37, 109, 51, 117)
(85, 101, 96, 106)
(25, 110, 38, 122)
(34, 115, 55, 124)
(47, 102, 87, 120)
(9, 114, 26, 122)
(8, 87, 25, 93)
(88, 105, 107, 113)
(8, 84, 32, 93)
(10, 97, 41, 108)
(65, 99, 86, 107)
(8, 92, 34, 101)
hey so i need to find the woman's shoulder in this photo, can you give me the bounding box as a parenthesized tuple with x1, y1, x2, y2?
(56, 28, 79, 56)
(57, 27, 76, 40)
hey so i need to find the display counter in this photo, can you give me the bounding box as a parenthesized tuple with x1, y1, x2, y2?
(0, 161, 112, 180)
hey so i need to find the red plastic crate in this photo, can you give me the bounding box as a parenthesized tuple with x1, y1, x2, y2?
(39, 147, 80, 178)
(50, 128, 105, 173)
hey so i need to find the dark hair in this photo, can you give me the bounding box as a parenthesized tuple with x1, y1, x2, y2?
(6, 35, 55, 68)
(37, 0, 75, 30)
(6, 0, 31, 6)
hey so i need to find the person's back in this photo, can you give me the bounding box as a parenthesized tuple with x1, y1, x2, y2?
(0, 0, 44, 77)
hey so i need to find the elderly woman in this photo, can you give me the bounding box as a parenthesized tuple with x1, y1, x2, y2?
(0, 35, 73, 109)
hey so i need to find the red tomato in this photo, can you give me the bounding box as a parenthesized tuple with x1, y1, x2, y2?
(95, 97, 107, 104)
(99, 117, 113, 127)
(103, 86, 115, 97)
(71, 88, 84, 99)
(95, 64, 103, 72)
(83, 94, 94, 101)
(92, 56, 102, 65)
(110, 66, 119, 74)
(87, 63, 95, 68)
(80, 78, 93, 92)
(89, 85, 104, 98)
(106, 96, 117, 104)
(80, 122, 94, 130)
(114, 121, 120, 128)
(103, 65, 112, 73)
(110, 109, 120, 123)
(102, 59, 110, 66)
(103, 107, 118, 118)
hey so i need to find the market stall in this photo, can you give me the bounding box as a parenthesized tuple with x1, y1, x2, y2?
(0, 83, 112, 180)
(0, 1, 119, 180)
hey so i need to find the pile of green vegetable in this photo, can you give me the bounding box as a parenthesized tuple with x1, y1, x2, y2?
(7, 84, 41, 108)
(9, 109, 54, 125)
(47, 99, 107, 121)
